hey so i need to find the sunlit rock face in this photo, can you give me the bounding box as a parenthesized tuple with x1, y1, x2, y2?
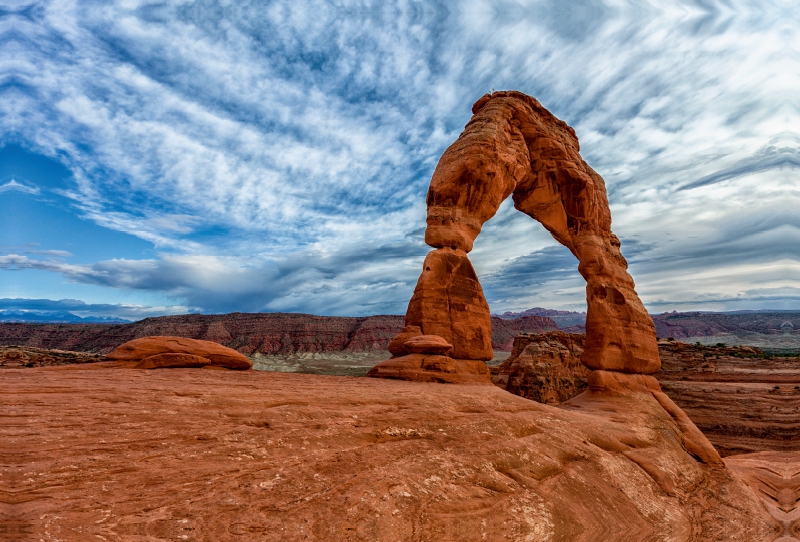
(0, 368, 779, 540)
(106, 336, 252, 370)
(371, 91, 660, 383)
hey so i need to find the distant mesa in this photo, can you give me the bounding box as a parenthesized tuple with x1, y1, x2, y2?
(370, 90, 661, 384)
(106, 336, 252, 370)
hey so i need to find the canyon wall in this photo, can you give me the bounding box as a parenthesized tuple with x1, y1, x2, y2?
(0, 313, 556, 355)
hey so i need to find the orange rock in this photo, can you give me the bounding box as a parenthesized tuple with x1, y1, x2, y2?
(403, 335, 454, 356)
(387, 325, 422, 356)
(384, 91, 660, 379)
(1, 368, 777, 538)
(366, 354, 492, 384)
(133, 353, 212, 369)
(106, 336, 252, 370)
(404, 248, 492, 361)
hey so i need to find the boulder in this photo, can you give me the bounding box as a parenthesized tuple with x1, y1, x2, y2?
(491, 331, 588, 404)
(106, 336, 252, 370)
(366, 354, 492, 385)
(403, 335, 454, 356)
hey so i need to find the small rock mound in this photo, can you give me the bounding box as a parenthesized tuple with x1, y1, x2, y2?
(1, 346, 104, 368)
(106, 336, 252, 370)
(491, 331, 588, 403)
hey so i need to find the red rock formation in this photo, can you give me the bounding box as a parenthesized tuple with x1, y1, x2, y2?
(404, 248, 493, 360)
(491, 331, 588, 403)
(0, 313, 556, 356)
(0, 366, 778, 539)
(374, 90, 659, 384)
(726, 451, 800, 539)
(0, 346, 104, 368)
(657, 340, 800, 456)
(106, 336, 252, 370)
(494, 333, 800, 457)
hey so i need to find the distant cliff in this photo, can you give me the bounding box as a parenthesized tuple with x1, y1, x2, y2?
(0, 312, 557, 354)
(652, 311, 800, 339)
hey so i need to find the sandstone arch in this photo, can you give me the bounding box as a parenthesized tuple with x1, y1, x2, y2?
(370, 91, 660, 382)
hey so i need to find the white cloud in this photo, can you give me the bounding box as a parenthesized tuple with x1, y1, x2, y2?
(0, 179, 40, 194)
(0, 0, 798, 315)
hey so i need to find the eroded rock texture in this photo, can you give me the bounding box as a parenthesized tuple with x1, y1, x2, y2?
(491, 331, 589, 403)
(493, 333, 800, 457)
(0, 367, 777, 540)
(106, 336, 252, 370)
(374, 91, 659, 383)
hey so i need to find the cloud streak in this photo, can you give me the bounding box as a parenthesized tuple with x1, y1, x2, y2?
(0, 0, 797, 317)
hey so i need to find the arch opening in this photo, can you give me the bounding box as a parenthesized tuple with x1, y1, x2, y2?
(373, 91, 660, 381)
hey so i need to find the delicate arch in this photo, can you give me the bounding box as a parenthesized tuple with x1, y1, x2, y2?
(396, 91, 660, 374)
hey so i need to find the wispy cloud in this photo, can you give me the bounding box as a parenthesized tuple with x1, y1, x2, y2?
(0, 179, 39, 194)
(0, 0, 797, 317)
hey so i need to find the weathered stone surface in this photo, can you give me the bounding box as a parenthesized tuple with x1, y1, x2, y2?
(0, 366, 778, 539)
(0, 345, 104, 368)
(491, 331, 588, 403)
(387, 325, 422, 356)
(133, 352, 213, 369)
(366, 354, 492, 385)
(403, 335, 454, 355)
(726, 451, 800, 540)
(494, 333, 800, 457)
(404, 248, 493, 360)
(388, 90, 660, 378)
(106, 336, 252, 370)
(656, 340, 800, 456)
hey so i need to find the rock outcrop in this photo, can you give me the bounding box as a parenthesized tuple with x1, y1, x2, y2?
(0, 346, 104, 368)
(0, 365, 778, 539)
(106, 336, 252, 370)
(491, 331, 589, 403)
(726, 451, 800, 539)
(493, 333, 800, 457)
(657, 340, 800, 456)
(0, 313, 556, 356)
(372, 90, 659, 384)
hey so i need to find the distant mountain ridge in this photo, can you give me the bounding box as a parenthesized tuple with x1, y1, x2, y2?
(0, 310, 130, 324)
(2, 309, 795, 355)
(493, 307, 587, 329)
(493, 308, 800, 340)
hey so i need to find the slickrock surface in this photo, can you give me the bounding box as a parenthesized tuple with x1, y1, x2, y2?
(492, 333, 800, 457)
(0, 313, 555, 356)
(106, 336, 253, 370)
(0, 346, 104, 368)
(397, 90, 660, 375)
(0, 367, 777, 540)
(726, 452, 800, 540)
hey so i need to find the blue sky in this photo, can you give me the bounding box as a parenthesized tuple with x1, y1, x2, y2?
(0, 0, 797, 320)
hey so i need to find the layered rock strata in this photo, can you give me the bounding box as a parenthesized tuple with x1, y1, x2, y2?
(0, 313, 555, 356)
(493, 333, 800, 456)
(372, 90, 659, 383)
(0, 346, 104, 368)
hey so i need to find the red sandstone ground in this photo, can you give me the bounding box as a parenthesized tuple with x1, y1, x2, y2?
(0, 366, 782, 541)
(491, 333, 800, 457)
